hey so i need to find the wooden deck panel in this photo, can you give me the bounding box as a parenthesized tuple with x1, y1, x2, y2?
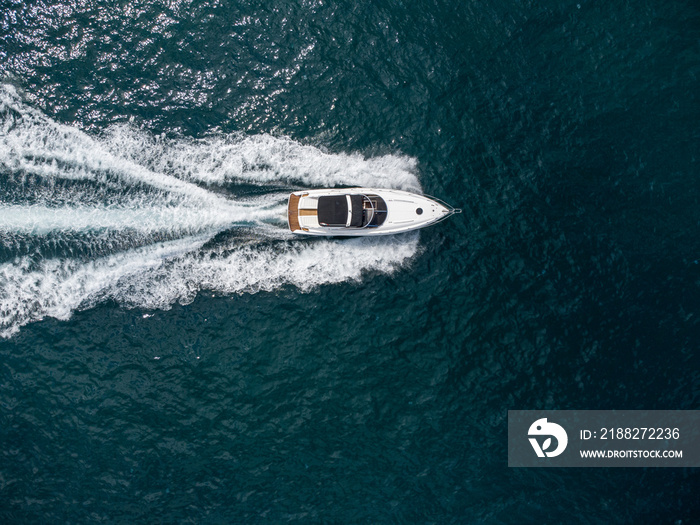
(299, 209, 317, 216)
(288, 194, 301, 231)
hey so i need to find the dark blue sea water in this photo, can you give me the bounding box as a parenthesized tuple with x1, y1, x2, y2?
(1, 0, 699, 522)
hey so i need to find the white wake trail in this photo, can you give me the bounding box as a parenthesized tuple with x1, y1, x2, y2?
(0, 84, 422, 338)
(0, 236, 210, 339)
(101, 125, 423, 190)
(0, 202, 285, 235)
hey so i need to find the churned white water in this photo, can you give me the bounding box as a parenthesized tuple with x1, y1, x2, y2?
(0, 85, 421, 337)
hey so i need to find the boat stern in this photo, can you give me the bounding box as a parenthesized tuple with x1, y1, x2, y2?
(287, 193, 302, 232)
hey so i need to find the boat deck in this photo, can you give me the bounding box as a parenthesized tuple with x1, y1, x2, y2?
(288, 194, 300, 232)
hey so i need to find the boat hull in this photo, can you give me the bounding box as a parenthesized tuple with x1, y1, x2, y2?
(288, 188, 458, 236)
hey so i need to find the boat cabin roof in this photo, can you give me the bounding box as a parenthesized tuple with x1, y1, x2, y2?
(318, 194, 364, 227)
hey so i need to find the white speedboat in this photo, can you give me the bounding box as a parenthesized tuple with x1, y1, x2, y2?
(287, 188, 460, 236)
